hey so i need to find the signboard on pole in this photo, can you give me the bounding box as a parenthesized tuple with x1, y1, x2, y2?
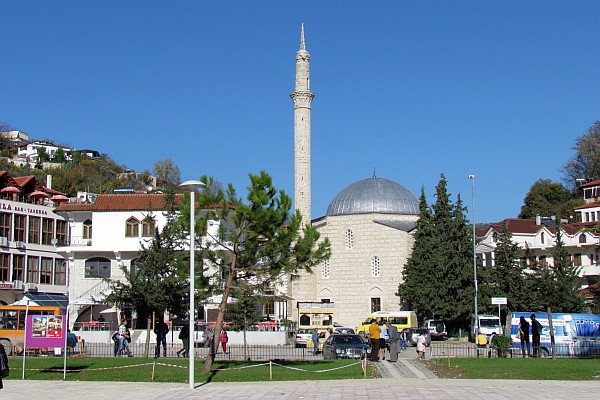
(25, 315, 65, 348)
(491, 297, 507, 305)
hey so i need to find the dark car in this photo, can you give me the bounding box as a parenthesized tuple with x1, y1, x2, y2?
(322, 334, 371, 359)
(400, 328, 431, 347)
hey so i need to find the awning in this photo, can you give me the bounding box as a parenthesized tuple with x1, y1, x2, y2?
(11, 293, 69, 309)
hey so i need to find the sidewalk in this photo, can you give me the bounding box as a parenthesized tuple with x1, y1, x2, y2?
(2, 377, 599, 399)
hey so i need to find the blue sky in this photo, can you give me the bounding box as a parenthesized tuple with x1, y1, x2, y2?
(1, 1, 598, 223)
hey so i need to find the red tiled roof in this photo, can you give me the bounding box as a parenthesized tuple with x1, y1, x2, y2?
(574, 203, 600, 210)
(579, 179, 600, 188)
(478, 218, 600, 238)
(55, 194, 182, 212)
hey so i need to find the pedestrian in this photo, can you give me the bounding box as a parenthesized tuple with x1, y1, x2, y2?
(220, 328, 229, 353)
(0, 342, 9, 390)
(488, 332, 496, 358)
(154, 318, 169, 358)
(379, 320, 388, 360)
(324, 327, 333, 341)
(530, 314, 542, 358)
(386, 321, 400, 362)
(311, 328, 320, 355)
(519, 316, 531, 358)
(177, 324, 189, 358)
(416, 333, 427, 360)
(369, 319, 381, 362)
(116, 320, 132, 357)
(400, 328, 408, 351)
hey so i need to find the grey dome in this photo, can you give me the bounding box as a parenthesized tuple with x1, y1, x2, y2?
(326, 176, 419, 216)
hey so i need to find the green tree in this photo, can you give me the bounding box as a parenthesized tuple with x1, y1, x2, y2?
(53, 147, 66, 163)
(397, 187, 438, 322)
(225, 290, 262, 359)
(483, 222, 531, 332)
(519, 179, 577, 220)
(563, 121, 600, 187)
(530, 221, 585, 357)
(192, 171, 331, 373)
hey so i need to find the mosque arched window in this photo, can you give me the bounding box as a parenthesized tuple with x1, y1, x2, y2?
(321, 259, 330, 279)
(371, 256, 380, 277)
(345, 229, 353, 249)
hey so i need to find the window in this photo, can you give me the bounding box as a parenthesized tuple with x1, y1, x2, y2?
(345, 229, 353, 249)
(41, 218, 54, 245)
(142, 217, 155, 237)
(321, 259, 330, 279)
(371, 256, 381, 277)
(83, 219, 92, 239)
(579, 234, 587, 244)
(40, 257, 53, 284)
(574, 253, 582, 267)
(0, 213, 11, 239)
(130, 258, 139, 275)
(125, 217, 139, 237)
(0, 253, 9, 281)
(541, 232, 545, 244)
(538, 255, 547, 267)
(27, 256, 39, 284)
(28, 216, 40, 244)
(54, 259, 66, 285)
(56, 220, 67, 246)
(85, 257, 111, 278)
(588, 254, 594, 266)
(370, 297, 381, 313)
(12, 254, 24, 281)
(492, 232, 498, 243)
(264, 301, 275, 316)
(14, 214, 26, 242)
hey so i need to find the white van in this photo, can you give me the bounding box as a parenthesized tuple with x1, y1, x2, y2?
(470, 314, 502, 341)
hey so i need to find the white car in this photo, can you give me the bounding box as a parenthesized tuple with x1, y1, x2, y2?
(423, 319, 447, 340)
(295, 329, 313, 348)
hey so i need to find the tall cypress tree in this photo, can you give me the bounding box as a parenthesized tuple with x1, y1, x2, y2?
(397, 186, 438, 322)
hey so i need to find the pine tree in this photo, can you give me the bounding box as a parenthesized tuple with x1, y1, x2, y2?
(397, 186, 438, 322)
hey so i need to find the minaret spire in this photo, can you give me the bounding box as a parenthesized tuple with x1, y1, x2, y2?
(300, 23, 306, 51)
(291, 24, 314, 225)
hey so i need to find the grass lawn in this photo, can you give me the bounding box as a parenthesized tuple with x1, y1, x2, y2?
(4, 357, 372, 383)
(428, 357, 600, 380)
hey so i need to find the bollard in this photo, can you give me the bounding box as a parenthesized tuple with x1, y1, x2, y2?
(152, 361, 156, 382)
(269, 360, 273, 381)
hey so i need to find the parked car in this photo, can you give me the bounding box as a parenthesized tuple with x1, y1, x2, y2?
(334, 327, 355, 335)
(400, 327, 431, 347)
(423, 319, 447, 340)
(295, 329, 313, 348)
(322, 334, 371, 359)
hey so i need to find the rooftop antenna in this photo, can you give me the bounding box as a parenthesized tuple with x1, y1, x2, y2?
(373, 167, 376, 178)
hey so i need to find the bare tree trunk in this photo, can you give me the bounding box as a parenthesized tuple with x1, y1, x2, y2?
(547, 306, 556, 359)
(144, 315, 152, 358)
(202, 252, 237, 373)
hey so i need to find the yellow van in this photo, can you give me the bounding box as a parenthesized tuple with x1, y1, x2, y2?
(356, 311, 418, 338)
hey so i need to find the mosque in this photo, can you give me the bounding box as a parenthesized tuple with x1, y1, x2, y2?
(286, 26, 420, 329)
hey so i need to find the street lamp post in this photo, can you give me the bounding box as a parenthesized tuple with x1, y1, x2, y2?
(179, 179, 206, 389)
(469, 174, 478, 336)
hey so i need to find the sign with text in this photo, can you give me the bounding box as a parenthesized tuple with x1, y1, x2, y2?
(491, 297, 507, 305)
(26, 315, 65, 348)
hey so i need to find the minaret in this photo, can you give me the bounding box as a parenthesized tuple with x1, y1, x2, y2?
(290, 23, 314, 224)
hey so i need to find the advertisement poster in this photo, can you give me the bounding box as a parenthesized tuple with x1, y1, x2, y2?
(26, 315, 65, 348)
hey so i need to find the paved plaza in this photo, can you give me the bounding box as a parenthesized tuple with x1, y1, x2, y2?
(2, 377, 599, 399)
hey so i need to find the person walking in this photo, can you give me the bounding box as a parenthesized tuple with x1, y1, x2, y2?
(519, 316, 531, 358)
(0, 342, 9, 389)
(416, 333, 427, 360)
(530, 314, 542, 358)
(386, 321, 400, 362)
(154, 318, 169, 358)
(177, 324, 189, 358)
(400, 328, 408, 351)
(116, 320, 132, 357)
(311, 328, 320, 355)
(379, 320, 388, 360)
(369, 319, 381, 362)
(219, 328, 229, 353)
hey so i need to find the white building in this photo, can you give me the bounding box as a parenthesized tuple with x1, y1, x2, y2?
(0, 172, 68, 306)
(17, 140, 72, 164)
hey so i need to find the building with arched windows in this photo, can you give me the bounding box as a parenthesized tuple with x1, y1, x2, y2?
(288, 176, 420, 329)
